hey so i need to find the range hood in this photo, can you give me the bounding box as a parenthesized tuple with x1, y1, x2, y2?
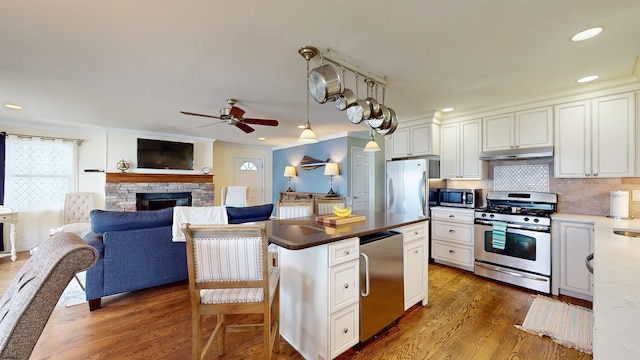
(479, 146, 554, 160)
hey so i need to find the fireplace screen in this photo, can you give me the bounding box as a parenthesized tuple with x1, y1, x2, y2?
(136, 192, 192, 211)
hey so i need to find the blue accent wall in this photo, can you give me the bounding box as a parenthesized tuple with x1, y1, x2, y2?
(272, 137, 349, 205)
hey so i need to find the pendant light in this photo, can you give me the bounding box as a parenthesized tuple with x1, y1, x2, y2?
(298, 46, 319, 143)
(363, 127, 381, 152)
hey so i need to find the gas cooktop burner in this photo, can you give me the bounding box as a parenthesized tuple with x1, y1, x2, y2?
(480, 205, 555, 217)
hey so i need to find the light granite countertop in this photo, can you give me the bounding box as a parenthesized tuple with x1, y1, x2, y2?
(553, 213, 640, 360)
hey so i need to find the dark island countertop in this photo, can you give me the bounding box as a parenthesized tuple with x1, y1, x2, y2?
(268, 210, 428, 250)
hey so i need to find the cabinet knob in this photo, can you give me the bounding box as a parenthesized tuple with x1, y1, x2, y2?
(343, 327, 349, 334)
(449, 249, 456, 254)
(585, 173, 591, 177)
(593, 173, 598, 177)
(344, 249, 350, 255)
(449, 229, 455, 233)
(414, 231, 419, 235)
(344, 283, 349, 289)
(414, 250, 419, 254)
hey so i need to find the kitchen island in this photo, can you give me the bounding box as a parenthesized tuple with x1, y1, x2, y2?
(268, 210, 429, 360)
(553, 213, 640, 359)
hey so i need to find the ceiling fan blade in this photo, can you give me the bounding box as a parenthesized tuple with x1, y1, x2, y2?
(242, 118, 279, 126)
(197, 121, 225, 128)
(180, 111, 222, 120)
(229, 106, 245, 119)
(235, 122, 255, 133)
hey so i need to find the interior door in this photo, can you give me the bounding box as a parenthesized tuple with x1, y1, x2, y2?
(233, 157, 264, 206)
(351, 147, 373, 211)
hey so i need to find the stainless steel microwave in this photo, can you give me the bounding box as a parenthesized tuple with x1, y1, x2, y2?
(439, 188, 481, 208)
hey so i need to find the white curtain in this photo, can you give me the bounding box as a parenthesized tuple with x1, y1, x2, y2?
(4, 135, 78, 250)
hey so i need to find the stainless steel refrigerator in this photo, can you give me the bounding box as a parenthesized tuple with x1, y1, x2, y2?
(386, 158, 440, 216)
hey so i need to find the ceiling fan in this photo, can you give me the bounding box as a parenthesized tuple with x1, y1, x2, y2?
(181, 98, 279, 133)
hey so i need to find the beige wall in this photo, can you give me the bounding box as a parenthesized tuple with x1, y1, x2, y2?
(213, 141, 273, 206)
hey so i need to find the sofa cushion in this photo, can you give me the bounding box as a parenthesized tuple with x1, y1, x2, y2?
(90, 208, 173, 233)
(226, 204, 274, 224)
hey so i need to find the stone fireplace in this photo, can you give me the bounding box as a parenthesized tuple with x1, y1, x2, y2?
(105, 173, 214, 211)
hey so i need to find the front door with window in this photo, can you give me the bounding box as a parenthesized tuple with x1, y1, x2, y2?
(233, 157, 264, 206)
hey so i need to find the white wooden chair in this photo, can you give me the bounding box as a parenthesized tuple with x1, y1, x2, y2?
(277, 200, 312, 219)
(181, 223, 280, 360)
(315, 197, 347, 215)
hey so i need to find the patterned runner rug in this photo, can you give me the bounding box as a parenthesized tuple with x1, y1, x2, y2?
(57, 271, 86, 307)
(515, 295, 593, 354)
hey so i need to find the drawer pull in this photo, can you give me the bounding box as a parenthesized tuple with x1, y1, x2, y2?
(414, 231, 419, 235)
(449, 249, 456, 254)
(414, 250, 419, 254)
(344, 249, 350, 255)
(343, 327, 349, 334)
(449, 215, 455, 218)
(448, 229, 455, 233)
(344, 283, 349, 289)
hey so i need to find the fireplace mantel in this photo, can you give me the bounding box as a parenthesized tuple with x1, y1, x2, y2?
(106, 173, 213, 183)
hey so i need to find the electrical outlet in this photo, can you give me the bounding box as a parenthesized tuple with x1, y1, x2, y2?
(633, 190, 640, 202)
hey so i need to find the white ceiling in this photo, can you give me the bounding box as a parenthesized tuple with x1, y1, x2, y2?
(1, 0, 640, 147)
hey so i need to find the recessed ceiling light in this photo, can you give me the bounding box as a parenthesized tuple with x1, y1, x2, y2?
(4, 103, 23, 110)
(258, 137, 266, 141)
(571, 27, 603, 42)
(442, 107, 454, 112)
(577, 75, 599, 83)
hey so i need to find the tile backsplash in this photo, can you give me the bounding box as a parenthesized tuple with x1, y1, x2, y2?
(445, 158, 640, 217)
(494, 164, 549, 192)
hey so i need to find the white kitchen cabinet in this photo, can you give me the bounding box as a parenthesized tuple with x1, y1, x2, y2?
(279, 237, 360, 360)
(402, 221, 429, 310)
(482, 106, 553, 152)
(440, 119, 485, 179)
(552, 220, 594, 301)
(430, 207, 475, 271)
(389, 120, 440, 158)
(554, 92, 635, 178)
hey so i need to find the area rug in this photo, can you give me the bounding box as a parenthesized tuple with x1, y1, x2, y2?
(515, 295, 593, 355)
(57, 271, 87, 307)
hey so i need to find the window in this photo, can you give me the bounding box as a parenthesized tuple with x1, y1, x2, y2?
(240, 161, 257, 171)
(4, 136, 78, 210)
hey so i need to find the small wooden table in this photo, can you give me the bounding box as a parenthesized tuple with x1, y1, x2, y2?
(0, 206, 19, 261)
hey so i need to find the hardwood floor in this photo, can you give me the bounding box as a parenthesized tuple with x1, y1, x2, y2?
(0, 252, 592, 360)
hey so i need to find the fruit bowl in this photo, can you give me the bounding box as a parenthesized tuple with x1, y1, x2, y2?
(333, 205, 352, 218)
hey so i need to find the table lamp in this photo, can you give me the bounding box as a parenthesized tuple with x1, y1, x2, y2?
(284, 166, 297, 192)
(324, 162, 339, 195)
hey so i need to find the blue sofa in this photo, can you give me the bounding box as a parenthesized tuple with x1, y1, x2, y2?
(83, 204, 275, 311)
(83, 208, 187, 311)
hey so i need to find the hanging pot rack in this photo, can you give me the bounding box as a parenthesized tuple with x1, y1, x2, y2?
(319, 48, 388, 87)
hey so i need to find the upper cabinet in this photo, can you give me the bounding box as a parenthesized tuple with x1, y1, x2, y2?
(440, 119, 485, 179)
(482, 106, 553, 152)
(554, 92, 635, 178)
(388, 119, 440, 159)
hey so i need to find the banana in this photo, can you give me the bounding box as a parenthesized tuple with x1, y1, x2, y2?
(333, 206, 352, 217)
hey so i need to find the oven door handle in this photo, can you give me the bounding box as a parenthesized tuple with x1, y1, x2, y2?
(474, 219, 550, 232)
(475, 262, 549, 282)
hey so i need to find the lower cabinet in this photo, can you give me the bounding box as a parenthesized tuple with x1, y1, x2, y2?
(403, 221, 429, 310)
(430, 207, 475, 271)
(552, 219, 594, 301)
(279, 237, 360, 360)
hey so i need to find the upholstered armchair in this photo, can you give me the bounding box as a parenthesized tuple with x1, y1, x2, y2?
(0, 232, 98, 359)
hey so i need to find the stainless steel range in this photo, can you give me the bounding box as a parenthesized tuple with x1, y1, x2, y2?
(474, 191, 558, 293)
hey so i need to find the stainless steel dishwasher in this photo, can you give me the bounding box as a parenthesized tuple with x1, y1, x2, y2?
(359, 231, 404, 342)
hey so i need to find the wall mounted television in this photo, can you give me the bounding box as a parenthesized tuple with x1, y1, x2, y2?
(137, 138, 194, 170)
